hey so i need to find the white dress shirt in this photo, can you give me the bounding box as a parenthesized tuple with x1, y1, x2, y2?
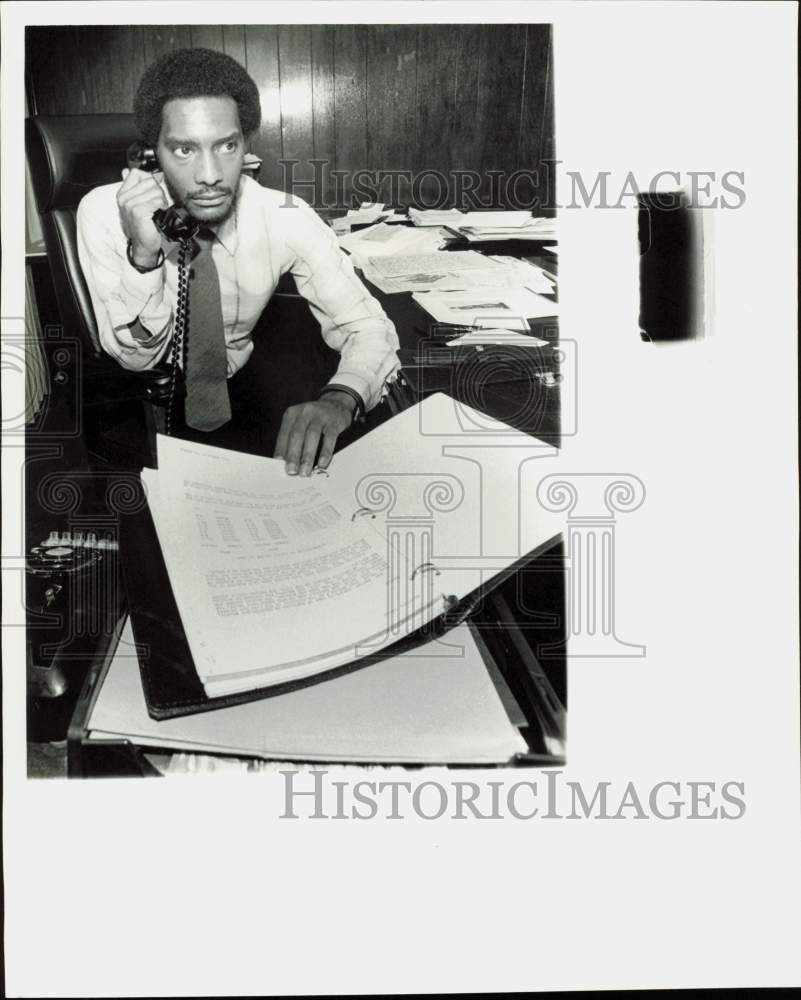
(76, 175, 400, 410)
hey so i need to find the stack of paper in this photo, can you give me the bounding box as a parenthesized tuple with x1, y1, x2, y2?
(409, 208, 466, 227)
(452, 213, 557, 242)
(460, 211, 534, 228)
(445, 328, 549, 347)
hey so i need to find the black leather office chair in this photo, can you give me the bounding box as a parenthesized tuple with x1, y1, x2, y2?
(26, 113, 177, 467)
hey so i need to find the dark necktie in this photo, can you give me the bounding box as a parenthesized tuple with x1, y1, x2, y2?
(184, 230, 232, 432)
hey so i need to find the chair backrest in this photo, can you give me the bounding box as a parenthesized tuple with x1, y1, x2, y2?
(26, 114, 141, 357)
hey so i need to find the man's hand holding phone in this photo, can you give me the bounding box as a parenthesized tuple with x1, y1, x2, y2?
(117, 167, 168, 268)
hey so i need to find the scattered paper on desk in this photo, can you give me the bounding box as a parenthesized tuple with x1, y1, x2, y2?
(347, 203, 406, 224)
(460, 210, 534, 228)
(338, 224, 447, 268)
(445, 329, 549, 347)
(361, 262, 540, 295)
(458, 231, 557, 243)
(368, 250, 492, 278)
(412, 288, 559, 328)
(454, 215, 558, 241)
(332, 206, 406, 235)
(524, 273, 556, 294)
(409, 208, 466, 227)
(485, 255, 556, 294)
(350, 201, 384, 214)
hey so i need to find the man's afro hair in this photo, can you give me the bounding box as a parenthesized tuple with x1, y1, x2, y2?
(134, 47, 262, 146)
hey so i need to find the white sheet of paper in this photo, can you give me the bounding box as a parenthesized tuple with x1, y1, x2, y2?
(361, 263, 548, 295)
(459, 210, 534, 228)
(412, 288, 559, 327)
(367, 249, 493, 278)
(87, 619, 528, 764)
(142, 442, 434, 695)
(445, 329, 549, 347)
(338, 224, 447, 267)
(409, 208, 467, 227)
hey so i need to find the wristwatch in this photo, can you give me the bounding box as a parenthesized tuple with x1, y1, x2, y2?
(318, 384, 366, 424)
(126, 239, 165, 274)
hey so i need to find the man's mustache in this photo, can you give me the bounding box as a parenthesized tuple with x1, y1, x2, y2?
(186, 188, 232, 199)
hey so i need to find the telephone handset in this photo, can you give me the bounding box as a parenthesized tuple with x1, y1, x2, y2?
(125, 141, 197, 434)
(125, 141, 199, 243)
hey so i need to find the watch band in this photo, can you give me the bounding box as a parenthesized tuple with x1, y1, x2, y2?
(318, 384, 366, 423)
(126, 240, 165, 273)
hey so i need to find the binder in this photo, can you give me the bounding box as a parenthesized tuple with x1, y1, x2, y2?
(121, 501, 558, 721)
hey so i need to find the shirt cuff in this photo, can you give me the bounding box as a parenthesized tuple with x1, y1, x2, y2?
(325, 372, 371, 411)
(120, 257, 165, 304)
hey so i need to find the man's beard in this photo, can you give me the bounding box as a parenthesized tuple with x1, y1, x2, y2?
(164, 176, 237, 226)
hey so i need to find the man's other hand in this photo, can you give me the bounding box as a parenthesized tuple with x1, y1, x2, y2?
(274, 394, 356, 476)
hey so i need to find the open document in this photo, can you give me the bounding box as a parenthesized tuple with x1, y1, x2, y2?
(139, 393, 562, 700)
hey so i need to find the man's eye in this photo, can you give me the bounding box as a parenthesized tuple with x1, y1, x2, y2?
(222, 141, 238, 153)
(174, 146, 193, 159)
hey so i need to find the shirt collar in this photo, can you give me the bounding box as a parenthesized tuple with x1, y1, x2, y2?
(209, 187, 240, 256)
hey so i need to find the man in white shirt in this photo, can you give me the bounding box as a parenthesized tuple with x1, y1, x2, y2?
(77, 47, 399, 475)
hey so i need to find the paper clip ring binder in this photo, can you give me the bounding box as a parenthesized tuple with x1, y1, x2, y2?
(351, 506, 376, 521)
(411, 561, 440, 580)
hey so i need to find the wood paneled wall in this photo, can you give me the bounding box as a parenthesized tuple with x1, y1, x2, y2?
(26, 24, 554, 210)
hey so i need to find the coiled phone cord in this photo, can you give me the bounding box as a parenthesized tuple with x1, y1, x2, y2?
(165, 237, 193, 436)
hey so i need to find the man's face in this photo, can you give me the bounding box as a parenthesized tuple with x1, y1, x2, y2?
(156, 95, 244, 225)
